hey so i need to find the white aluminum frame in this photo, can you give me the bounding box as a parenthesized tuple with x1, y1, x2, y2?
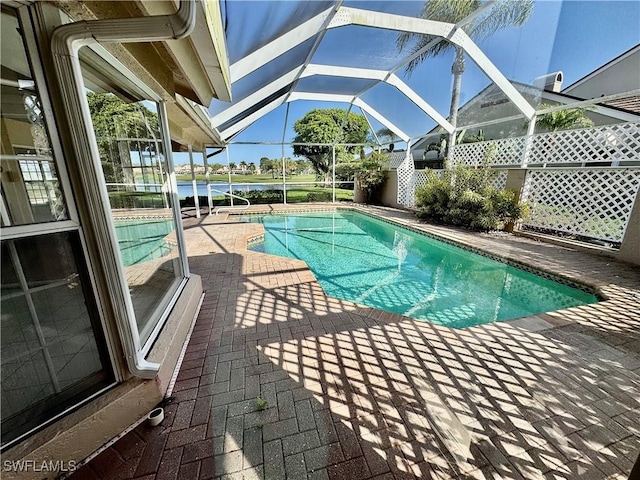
(229, 5, 340, 82)
(212, 66, 303, 125)
(49, 0, 197, 378)
(221, 95, 287, 139)
(332, 6, 535, 120)
(212, 4, 536, 145)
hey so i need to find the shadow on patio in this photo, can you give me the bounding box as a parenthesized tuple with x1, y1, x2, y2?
(70, 213, 640, 480)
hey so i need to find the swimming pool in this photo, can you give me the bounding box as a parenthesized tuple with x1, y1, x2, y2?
(114, 218, 175, 266)
(243, 211, 598, 328)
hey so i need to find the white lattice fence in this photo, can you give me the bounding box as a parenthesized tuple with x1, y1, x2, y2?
(411, 168, 508, 206)
(521, 168, 640, 243)
(452, 137, 526, 167)
(489, 169, 508, 190)
(530, 122, 640, 165)
(413, 169, 441, 191)
(396, 152, 415, 206)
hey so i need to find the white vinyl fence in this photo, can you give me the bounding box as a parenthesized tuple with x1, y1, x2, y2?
(400, 122, 640, 244)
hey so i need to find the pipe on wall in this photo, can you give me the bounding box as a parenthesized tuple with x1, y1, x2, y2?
(49, 0, 197, 379)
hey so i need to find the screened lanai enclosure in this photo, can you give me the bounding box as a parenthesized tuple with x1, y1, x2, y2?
(72, 1, 640, 244)
(168, 0, 639, 250)
(2, 0, 639, 474)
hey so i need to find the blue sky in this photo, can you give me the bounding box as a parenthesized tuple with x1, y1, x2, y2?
(178, 0, 639, 167)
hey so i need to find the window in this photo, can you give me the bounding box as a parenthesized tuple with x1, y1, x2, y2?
(0, 7, 113, 449)
(79, 47, 188, 346)
(0, 10, 67, 226)
(1, 233, 112, 448)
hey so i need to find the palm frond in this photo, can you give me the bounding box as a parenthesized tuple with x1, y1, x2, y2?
(400, 33, 455, 74)
(469, 0, 534, 40)
(422, 0, 480, 24)
(398, 0, 534, 74)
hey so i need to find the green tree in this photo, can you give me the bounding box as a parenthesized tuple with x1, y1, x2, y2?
(296, 158, 312, 174)
(292, 108, 370, 183)
(87, 92, 159, 186)
(260, 157, 276, 178)
(375, 127, 400, 148)
(536, 104, 594, 132)
(397, 0, 533, 157)
(210, 163, 224, 173)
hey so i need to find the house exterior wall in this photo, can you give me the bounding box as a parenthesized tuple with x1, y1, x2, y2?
(0, 1, 219, 473)
(563, 47, 640, 99)
(379, 171, 400, 209)
(618, 191, 640, 266)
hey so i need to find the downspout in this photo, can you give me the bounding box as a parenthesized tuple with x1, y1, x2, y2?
(50, 1, 197, 378)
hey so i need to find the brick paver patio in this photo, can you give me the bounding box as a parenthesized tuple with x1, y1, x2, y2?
(71, 205, 640, 479)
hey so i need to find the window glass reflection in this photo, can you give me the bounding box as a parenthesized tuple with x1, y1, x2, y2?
(0, 233, 113, 448)
(0, 10, 67, 226)
(82, 81, 183, 344)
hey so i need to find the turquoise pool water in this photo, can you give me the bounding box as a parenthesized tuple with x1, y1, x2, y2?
(244, 211, 598, 328)
(114, 219, 174, 266)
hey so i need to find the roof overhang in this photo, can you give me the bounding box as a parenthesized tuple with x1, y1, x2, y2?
(54, 0, 231, 105)
(169, 95, 224, 149)
(137, 0, 231, 104)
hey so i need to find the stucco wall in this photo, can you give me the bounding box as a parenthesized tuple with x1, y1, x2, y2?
(379, 171, 400, 208)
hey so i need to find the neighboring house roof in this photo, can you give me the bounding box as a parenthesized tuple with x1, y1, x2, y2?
(601, 96, 640, 115)
(411, 45, 639, 153)
(562, 44, 640, 99)
(412, 80, 640, 152)
(387, 150, 410, 170)
(562, 44, 640, 116)
(368, 150, 412, 170)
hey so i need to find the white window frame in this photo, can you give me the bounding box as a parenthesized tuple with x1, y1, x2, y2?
(74, 43, 192, 359)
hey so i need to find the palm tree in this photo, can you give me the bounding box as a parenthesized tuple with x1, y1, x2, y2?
(397, 0, 534, 158)
(536, 104, 594, 163)
(536, 104, 594, 132)
(375, 127, 400, 152)
(239, 160, 248, 173)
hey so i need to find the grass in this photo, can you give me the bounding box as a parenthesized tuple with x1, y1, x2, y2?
(108, 191, 165, 209)
(287, 187, 353, 202)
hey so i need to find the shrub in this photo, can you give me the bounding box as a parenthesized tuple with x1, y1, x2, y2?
(306, 191, 332, 202)
(355, 151, 389, 204)
(180, 195, 209, 208)
(234, 189, 284, 204)
(108, 191, 165, 209)
(415, 165, 527, 231)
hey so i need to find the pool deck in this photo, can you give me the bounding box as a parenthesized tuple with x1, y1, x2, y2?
(72, 204, 640, 479)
